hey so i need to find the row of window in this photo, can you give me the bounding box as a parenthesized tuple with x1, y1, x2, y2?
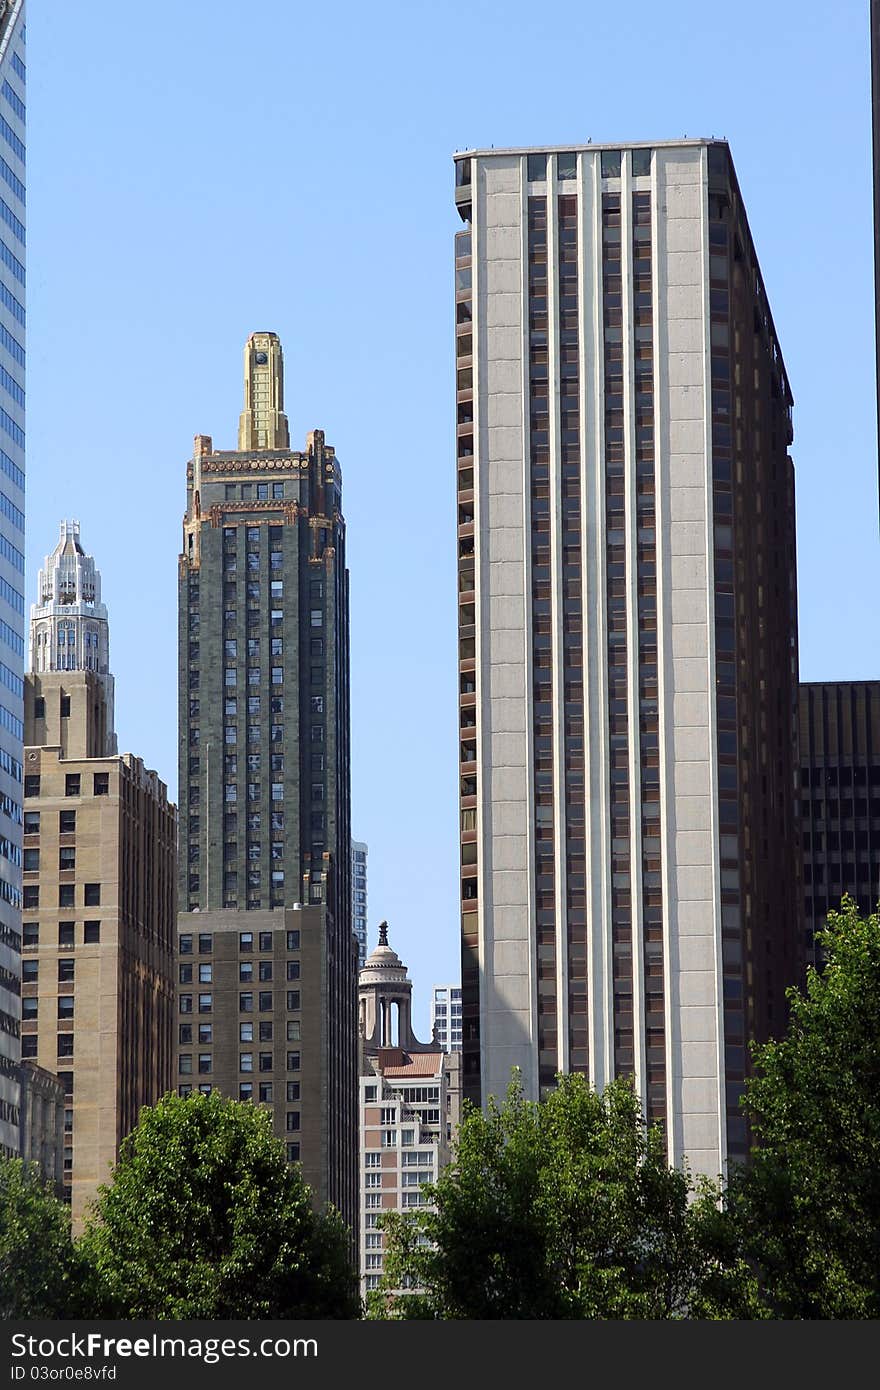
(24, 772, 109, 798)
(179, 1052, 301, 1077)
(22, 884, 101, 909)
(22, 922, 101, 948)
(179, 929, 301, 953)
(180, 994, 301, 1021)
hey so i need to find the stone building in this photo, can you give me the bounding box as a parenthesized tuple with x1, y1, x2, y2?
(20, 523, 176, 1222)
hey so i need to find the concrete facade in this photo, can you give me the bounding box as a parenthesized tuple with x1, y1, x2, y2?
(455, 141, 801, 1180)
(17, 1060, 64, 1193)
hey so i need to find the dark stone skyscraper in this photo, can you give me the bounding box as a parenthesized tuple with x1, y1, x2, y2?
(176, 333, 356, 1230)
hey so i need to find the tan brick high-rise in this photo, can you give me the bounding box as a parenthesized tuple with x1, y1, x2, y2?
(20, 523, 176, 1225)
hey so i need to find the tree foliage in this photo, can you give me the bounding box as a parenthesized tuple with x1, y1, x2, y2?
(370, 1073, 757, 1319)
(79, 1092, 360, 1319)
(732, 896, 880, 1318)
(0, 1158, 87, 1318)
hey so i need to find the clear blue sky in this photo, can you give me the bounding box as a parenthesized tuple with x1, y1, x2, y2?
(26, 0, 878, 1034)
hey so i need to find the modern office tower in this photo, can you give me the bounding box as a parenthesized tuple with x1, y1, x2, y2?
(177, 332, 356, 1230)
(453, 140, 801, 1178)
(21, 523, 176, 1222)
(352, 839, 368, 967)
(430, 983, 462, 1051)
(800, 682, 880, 959)
(0, 0, 25, 1163)
(358, 924, 461, 1296)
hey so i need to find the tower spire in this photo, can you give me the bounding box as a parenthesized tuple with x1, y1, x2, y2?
(237, 331, 290, 451)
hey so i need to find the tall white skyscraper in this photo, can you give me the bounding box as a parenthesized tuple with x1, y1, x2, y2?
(454, 140, 801, 1180)
(0, 0, 25, 1163)
(430, 984, 461, 1052)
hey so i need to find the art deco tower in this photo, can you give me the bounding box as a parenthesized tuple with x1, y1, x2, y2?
(21, 523, 176, 1222)
(453, 141, 802, 1179)
(177, 333, 356, 1229)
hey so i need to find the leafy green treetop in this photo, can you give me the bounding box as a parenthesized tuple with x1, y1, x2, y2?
(79, 1091, 360, 1319)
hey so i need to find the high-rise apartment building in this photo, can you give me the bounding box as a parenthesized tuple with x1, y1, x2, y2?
(177, 333, 357, 1229)
(430, 983, 461, 1051)
(352, 839, 367, 966)
(0, 0, 25, 1163)
(358, 925, 460, 1296)
(21, 523, 176, 1221)
(799, 681, 880, 959)
(454, 141, 801, 1177)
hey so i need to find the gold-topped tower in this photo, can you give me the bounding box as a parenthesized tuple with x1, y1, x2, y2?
(237, 331, 290, 451)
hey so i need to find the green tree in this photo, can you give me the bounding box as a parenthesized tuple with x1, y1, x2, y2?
(732, 896, 880, 1318)
(0, 1158, 87, 1318)
(79, 1092, 360, 1319)
(370, 1073, 757, 1319)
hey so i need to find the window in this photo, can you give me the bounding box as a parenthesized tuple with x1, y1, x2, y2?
(84, 922, 100, 944)
(57, 996, 74, 1020)
(259, 1052, 273, 1072)
(198, 933, 212, 954)
(631, 146, 652, 177)
(58, 885, 74, 908)
(84, 883, 101, 907)
(259, 1021, 273, 1042)
(198, 1054, 212, 1074)
(198, 1024, 212, 1044)
(59, 810, 76, 834)
(259, 1083, 273, 1103)
(601, 149, 622, 177)
(259, 991, 272, 1011)
(93, 773, 109, 796)
(240, 1053, 254, 1072)
(23, 886, 38, 909)
(286, 961, 300, 980)
(59, 847, 75, 871)
(60, 695, 71, 718)
(286, 1051, 300, 1071)
(57, 1034, 74, 1057)
(22, 960, 38, 982)
(259, 931, 272, 951)
(65, 774, 80, 797)
(21, 1036, 37, 1058)
(179, 1055, 193, 1074)
(198, 993, 212, 1013)
(180, 994, 193, 1014)
(179, 964, 193, 984)
(286, 990, 300, 1011)
(239, 961, 254, 982)
(24, 775, 40, 797)
(286, 1143, 300, 1163)
(286, 1020, 300, 1041)
(286, 1082, 300, 1102)
(286, 1111, 300, 1131)
(23, 811, 39, 833)
(22, 848, 38, 870)
(239, 992, 253, 1012)
(21, 996, 37, 1020)
(58, 922, 74, 947)
(22, 922, 38, 948)
(259, 961, 273, 981)
(239, 932, 253, 952)
(239, 1083, 253, 1101)
(179, 1024, 192, 1044)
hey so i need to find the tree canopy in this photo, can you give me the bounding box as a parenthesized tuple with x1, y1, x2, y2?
(79, 1091, 360, 1319)
(0, 1158, 88, 1318)
(371, 1072, 756, 1319)
(731, 896, 880, 1318)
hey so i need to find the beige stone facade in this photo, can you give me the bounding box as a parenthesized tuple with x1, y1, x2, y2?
(20, 672, 176, 1225)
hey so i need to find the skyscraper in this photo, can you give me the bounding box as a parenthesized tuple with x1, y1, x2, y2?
(0, 0, 25, 1163)
(352, 839, 367, 967)
(22, 523, 176, 1221)
(799, 681, 880, 960)
(176, 333, 357, 1228)
(430, 983, 462, 1051)
(454, 141, 801, 1178)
